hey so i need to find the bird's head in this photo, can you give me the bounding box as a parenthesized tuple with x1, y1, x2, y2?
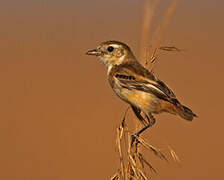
(86, 40, 135, 70)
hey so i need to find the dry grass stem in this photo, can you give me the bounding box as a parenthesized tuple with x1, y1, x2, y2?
(111, 111, 180, 180)
(117, 127, 125, 179)
(168, 145, 181, 163)
(139, 0, 158, 62)
(151, 0, 178, 51)
(159, 46, 181, 52)
(137, 152, 157, 174)
(136, 136, 168, 162)
(111, 173, 119, 180)
(111, 1, 181, 179)
(144, 44, 183, 74)
(140, 0, 179, 72)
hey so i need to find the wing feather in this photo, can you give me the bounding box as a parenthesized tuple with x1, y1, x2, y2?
(113, 64, 179, 105)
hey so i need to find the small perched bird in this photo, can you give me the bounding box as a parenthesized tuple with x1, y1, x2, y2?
(86, 40, 197, 128)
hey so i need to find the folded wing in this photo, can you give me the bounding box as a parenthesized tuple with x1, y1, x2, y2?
(114, 65, 180, 106)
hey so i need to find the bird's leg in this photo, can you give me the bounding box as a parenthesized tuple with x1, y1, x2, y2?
(136, 113, 156, 136)
(131, 113, 156, 146)
(131, 105, 148, 126)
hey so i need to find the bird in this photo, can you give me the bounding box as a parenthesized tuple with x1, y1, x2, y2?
(86, 40, 197, 132)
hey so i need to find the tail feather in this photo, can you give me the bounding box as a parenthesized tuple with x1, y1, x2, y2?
(177, 105, 197, 121)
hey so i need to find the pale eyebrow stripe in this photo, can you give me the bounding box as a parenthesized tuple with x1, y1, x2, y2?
(110, 44, 120, 48)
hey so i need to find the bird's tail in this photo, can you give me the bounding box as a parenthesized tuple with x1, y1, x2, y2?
(176, 104, 197, 121)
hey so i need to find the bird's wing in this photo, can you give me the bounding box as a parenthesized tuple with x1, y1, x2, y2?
(113, 64, 179, 105)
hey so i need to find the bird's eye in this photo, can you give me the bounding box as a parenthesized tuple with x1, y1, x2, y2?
(107, 46, 114, 52)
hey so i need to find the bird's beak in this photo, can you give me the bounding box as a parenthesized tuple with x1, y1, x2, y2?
(86, 49, 102, 56)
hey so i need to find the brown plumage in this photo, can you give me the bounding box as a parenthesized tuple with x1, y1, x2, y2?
(86, 40, 197, 122)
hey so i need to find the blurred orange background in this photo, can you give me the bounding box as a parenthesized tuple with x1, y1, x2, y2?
(0, 0, 224, 179)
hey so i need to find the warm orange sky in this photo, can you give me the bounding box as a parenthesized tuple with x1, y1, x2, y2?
(0, 0, 224, 179)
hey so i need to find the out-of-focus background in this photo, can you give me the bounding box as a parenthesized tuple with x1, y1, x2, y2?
(0, 0, 224, 179)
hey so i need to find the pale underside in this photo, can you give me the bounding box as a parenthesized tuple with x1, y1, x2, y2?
(112, 78, 171, 115)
